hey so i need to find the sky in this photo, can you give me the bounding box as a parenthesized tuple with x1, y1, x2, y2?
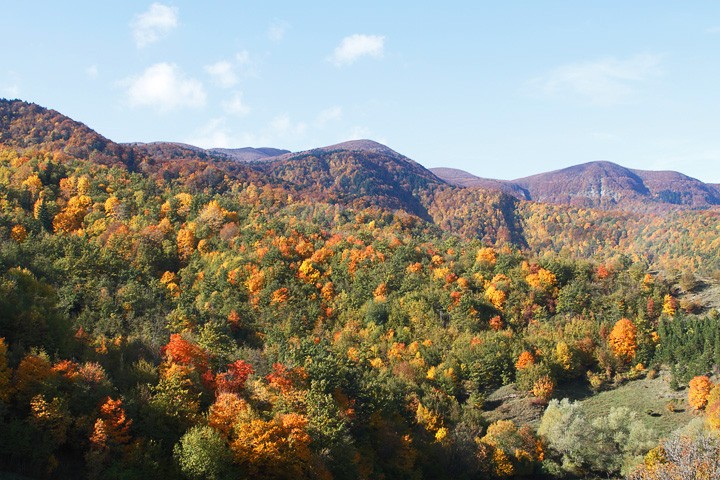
(2, 1, 720, 182)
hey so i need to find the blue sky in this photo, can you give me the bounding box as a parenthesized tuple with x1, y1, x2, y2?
(2, 2, 720, 182)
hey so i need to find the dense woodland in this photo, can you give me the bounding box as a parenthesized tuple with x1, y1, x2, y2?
(1, 99, 720, 479)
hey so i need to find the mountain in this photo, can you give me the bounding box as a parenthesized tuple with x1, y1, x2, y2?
(430, 168, 530, 199)
(0, 99, 136, 168)
(433, 161, 720, 210)
(129, 141, 224, 161)
(209, 147, 290, 162)
(631, 168, 720, 207)
(253, 139, 447, 220)
(513, 161, 651, 208)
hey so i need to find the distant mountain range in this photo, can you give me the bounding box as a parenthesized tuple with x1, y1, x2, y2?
(2, 98, 719, 214)
(432, 162, 720, 210)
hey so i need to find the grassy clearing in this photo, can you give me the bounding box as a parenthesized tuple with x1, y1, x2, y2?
(483, 371, 697, 438)
(482, 384, 546, 427)
(579, 372, 696, 438)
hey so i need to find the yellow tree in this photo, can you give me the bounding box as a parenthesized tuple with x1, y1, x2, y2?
(608, 318, 638, 363)
(198, 200, 226, 233)
(485, 285, 507, 311)
(481, 420, 542, 477)
(230, 413, 314, 478)
(208, 392, 249, 438)
(532, 375, 555, 401)
(662, 294, 678, 316)
(10, 225, 27, 242)
(53, 195, 92, 233)
(475, 247, 497, 267)
(104, 196, 122, 219)
(554, 342, 575, 372)
(705, 385, 720, 431)
(177, 227, 197, 261)
(14, 353, 54, 400)
(22, 174, 43, 198)
(688, 375, 713, 410)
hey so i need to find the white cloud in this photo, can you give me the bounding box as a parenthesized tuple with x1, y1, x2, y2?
(236, 50, 250, 65)
(329, 34, 385, 66)
(204, 51, 253, 87)
(188, 118, 234, 148)
(131, 3, 179, 48)
(222, 91, 250, 116)
(271, 113, 307, 137)
(188, 118, 267, 148)
(188, 113, 309, 149)
(123, 63, 206, 111)
(205, 61, 237, 88)
(315, 106, 342, 126)
(86, 65, 99, 79)
(528, 54, 662, 106)
(268, 20, 289, 42)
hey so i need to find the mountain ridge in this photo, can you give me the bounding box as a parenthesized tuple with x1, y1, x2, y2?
(432, 161, 720, 210)
(2, 98, 718, 213)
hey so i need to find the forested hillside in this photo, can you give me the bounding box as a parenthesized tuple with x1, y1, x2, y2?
(0, 99, 719, 479)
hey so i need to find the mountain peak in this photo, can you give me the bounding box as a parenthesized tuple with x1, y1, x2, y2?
(319, 139, 396, 154)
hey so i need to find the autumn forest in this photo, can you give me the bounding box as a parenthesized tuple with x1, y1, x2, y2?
(1, 99, 720, 479)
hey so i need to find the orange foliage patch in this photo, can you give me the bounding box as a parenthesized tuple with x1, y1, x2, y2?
(608, 318, 637, 363)
(688, 375, 714, 410)
(515, 351, 535, 370)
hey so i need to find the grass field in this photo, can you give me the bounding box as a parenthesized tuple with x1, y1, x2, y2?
(484, 371, 698, 439)
(579, 373, 696, 438)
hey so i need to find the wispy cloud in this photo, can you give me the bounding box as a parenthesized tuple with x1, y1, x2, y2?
(222, 91, 250, 116)
(315, 106, 342, 127)
(86, 65, 99, 79)
(205, 61, 237, 88)
(122, 63, 206, 111)
(131, 3, 179, 48)
(329, 34, 385, 66)
(204, 50, 253, 88)
(188, 114, 305, 149)
(235, 50, 250, 66)
(270, 113, 307, 137)
(528, 54, 662, 106)
(188, 107, 343, 149)
(268, 20, 289, 42)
